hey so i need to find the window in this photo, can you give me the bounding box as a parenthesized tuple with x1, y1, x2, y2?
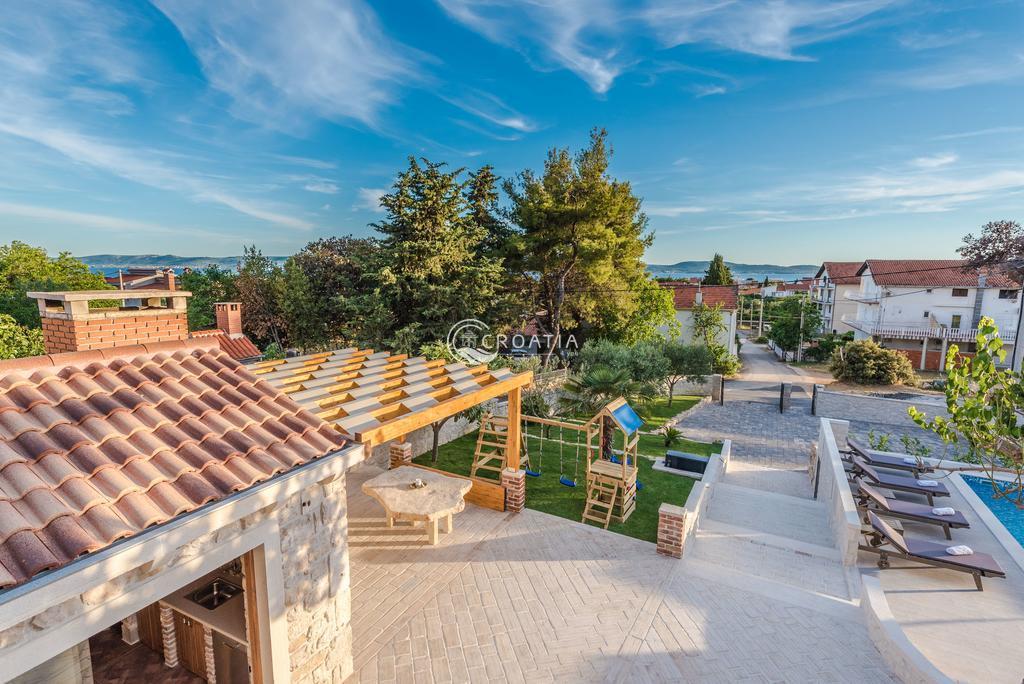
(999, 289, 1019, 300)
(951, 314, 962, 329)
(952, 288, 968, 297)
(923, 310, 930, 318)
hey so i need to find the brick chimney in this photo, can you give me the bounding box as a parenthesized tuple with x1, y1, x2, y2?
(162, 269, 176, 291)
(28, 289, 191, 354)
(215, 302, 243, 336)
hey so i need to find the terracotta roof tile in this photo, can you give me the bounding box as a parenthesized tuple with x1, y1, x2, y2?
(815, 261, 862, 285)
(0, 339, 348, 590)
(858, 259, 1018, 288)
(191, 329, 263, 362)
(658, 283, 739, 310)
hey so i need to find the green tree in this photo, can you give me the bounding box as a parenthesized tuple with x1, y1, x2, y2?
(830, 339, 916, 385)
(663, 341, 712, 406)
(590, 275, 675, 344)
(179, 265, 238, 331)
(0, 314, 44, 359)
(0, 241, 110, 327)
(910, 318, 1023, 508)
(577, 338, 669, 386)
(691, 302, 726, 346)
(236, 246, 286, 347)
(702, 253, 733, 285)
(368, 157, 508, 354)
(505, 128, 658, 367)
(767, 296, 821, 359)
(279, 257, 322, 352)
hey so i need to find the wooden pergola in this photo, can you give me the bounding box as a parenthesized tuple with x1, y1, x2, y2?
(250, 348, 533, 470)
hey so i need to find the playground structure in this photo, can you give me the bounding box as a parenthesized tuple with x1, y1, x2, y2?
(514, 397, 643, 529)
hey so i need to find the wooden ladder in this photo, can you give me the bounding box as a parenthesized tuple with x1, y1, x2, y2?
(581, 476, 620, 529)
(471, 413, 513, 479)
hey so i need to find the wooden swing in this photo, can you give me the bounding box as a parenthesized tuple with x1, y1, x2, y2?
(580, 397, 642, 529)
(471, 412, 530, 479)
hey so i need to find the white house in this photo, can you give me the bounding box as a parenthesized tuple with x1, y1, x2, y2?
(844, 259, 1020, 370)
(660, 283, 739, 355)
(761, 278, 813, 299)
(812, 261, 862, 334)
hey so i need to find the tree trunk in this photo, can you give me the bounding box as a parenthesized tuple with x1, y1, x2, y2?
(430, 416, 451, 463)
(667, 380, 676, 407)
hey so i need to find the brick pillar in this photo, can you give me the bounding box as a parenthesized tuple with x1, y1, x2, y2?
(215, 302, 243, 335)
(159, 604, 179, 668)
(657, 503, 686, 558)
(121, 613, 140, 645)
(389, 441, 412, 469)
(203, 625, 216, 684)
(501, 468, 526, 512)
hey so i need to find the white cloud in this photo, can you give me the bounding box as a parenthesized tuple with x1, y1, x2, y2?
(693, 84, 727, 98)
(887, 54, 1024, 91)
(152, 0, 421, 128)
(270, 154, 338, 170)
(356, 187, 387, 211)
(442, 90, 537, 132)
(66, 87, 135, 117)
(911, 154, 957, 169)
(303, 180, 340, 195)
(933, 126, 1024, 141)
(646, 204, 707, 217)
(0, 201, 240, 241)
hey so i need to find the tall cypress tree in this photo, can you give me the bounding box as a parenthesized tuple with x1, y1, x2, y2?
(703, 253, 734, 285)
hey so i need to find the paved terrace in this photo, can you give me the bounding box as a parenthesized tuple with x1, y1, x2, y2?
(345, 457, 895, 683)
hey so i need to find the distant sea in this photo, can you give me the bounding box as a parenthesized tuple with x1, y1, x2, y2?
(649, 269, 816, 282)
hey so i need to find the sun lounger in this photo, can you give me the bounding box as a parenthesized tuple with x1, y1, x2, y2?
(846, 438, 935, 477)
(855, 480, 969, 540)
(850, 455, 950, 506)
(860, 511, 1004, 590)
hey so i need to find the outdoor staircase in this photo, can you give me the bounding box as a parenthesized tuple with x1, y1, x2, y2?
(471, 413, 528, 479)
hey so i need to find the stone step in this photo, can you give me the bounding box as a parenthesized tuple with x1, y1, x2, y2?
(705, 482, 835, 548)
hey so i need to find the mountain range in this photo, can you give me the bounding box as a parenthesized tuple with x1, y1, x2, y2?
(80, 255, 818, 282)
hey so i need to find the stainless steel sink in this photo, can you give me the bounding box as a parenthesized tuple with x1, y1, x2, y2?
(188, 578, 242, 610)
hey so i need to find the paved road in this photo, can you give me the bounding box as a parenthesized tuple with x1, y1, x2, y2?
(726, 340, 814, 404)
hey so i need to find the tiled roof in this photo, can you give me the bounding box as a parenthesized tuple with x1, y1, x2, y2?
(0, 338, 347, 589)
(776, 279, 813, 292)
(659, 283, 739, 310)
(251, 349, 522, 441)
(858, 260, 1018, 288)
(191, 329, 262, 362)
(815, 262, 862, 285)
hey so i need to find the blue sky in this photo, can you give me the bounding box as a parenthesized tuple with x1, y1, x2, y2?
(0, 1, 1022, 265)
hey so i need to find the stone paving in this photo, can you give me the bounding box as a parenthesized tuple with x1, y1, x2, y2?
(342, 342, 920, 683)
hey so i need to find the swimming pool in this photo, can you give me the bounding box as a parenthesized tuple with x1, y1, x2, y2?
(961, 474, 1024, 548)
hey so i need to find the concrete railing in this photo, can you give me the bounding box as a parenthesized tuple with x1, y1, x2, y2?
(658, 439, 732, 558)
(814, 418, 861, 565)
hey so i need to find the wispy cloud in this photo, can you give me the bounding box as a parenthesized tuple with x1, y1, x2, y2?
(693, 84, 727, 98)
(886, 54, 1024, 91)
(303, 180, 340, 195)
(932, 126, 1024, 141)
(911, 153, 957, 169)
(356, 187, 387, 211)
(66, 87, 135, 117)
(442, 90, 537, 133)
(897, 30, 981, 51)
(646, 204, 707, 217)
(269, 154, 338, 170)
(152, 0, 422, 128)
(0, 201, 240, 241)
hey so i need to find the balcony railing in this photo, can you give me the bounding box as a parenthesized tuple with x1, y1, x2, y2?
(841, 316, 1017, 343)
(844, 290, 882, 304)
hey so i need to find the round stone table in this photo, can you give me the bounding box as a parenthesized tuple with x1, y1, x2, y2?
(361, 466, 473, 545)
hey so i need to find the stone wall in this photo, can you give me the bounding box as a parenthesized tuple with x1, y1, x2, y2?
(0, 473, 353, 683)
(814, 418, 862, 565)
(10, 641, 93, 684)
(814, 388, 948, 428)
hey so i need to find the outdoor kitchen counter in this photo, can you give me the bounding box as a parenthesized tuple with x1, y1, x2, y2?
(160, 570, 248, 645)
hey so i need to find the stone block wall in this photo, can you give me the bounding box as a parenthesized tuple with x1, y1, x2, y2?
(814, 389, 948, 428)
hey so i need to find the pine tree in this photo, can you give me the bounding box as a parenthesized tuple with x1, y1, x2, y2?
(702, 253, 733, 285)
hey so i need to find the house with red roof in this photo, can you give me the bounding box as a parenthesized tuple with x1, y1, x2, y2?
(812, 262, 862, 334)
(847, 259, 1021, 370)
(659, 283, 740, 354)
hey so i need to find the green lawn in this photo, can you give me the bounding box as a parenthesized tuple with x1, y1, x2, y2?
(642, 395, 702, 429)
(413, 427, 721, 543)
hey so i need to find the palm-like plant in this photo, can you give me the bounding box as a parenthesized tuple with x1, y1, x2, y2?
(558, 365, 655, 459)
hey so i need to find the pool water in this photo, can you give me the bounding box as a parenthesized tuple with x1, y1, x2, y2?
(961, 474, 1024, 547)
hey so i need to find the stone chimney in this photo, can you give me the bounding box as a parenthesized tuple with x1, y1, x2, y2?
(28, 289, 191, 354)
(215, 302, 243, 336)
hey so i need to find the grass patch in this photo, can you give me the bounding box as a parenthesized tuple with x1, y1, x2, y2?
(642, 395, 701, 429)
(413, 428, 721, 543)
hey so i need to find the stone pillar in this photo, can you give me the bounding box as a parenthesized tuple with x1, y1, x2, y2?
(203, 625, 216, 684)
(389, 441, 412, 469)
(710, 374, 723, 403)
(159, 604, 178, 668)
(501, 467, 526, 512)
(657, 503, 686, 558)
(920, 338, 928, 371)
(120, 613, 140, 645)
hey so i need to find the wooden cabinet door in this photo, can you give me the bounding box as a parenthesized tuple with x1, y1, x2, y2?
(137, 603, 163, 656)
(173, 611, 207, 680)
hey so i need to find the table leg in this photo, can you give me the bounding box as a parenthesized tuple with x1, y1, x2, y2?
(428, 519, 439, 545)
(442, 513, 453, 533)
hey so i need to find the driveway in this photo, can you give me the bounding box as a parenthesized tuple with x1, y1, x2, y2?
(727, 340, 814, 405)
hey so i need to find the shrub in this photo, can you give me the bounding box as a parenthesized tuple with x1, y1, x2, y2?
(708, 343, 741, 376)
(803, 331, 854, 362)
(663, 427, 682, 448)
(830, 340, 916, 385)
(263, 342, 285, 360)
(753, 335, 769, 344)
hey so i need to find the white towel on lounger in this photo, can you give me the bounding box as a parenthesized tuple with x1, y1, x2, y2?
(902, 457, 917, 465)
(945, 545, 973, 556)
(916, 479, 939, 487)
(932, 507, 956, 516)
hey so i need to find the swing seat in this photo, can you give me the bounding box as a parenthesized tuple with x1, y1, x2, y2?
(525, 468, 541, 477)
(610, 455, 620, 464)
(636, 480, 644, 491)
(559, 475, 577, 487)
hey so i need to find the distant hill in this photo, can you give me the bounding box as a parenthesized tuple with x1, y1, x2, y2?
(79, 254, 288, 275)
(647, 260, 817, 281)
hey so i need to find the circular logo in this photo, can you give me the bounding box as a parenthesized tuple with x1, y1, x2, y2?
(447, 319, 498, 364)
